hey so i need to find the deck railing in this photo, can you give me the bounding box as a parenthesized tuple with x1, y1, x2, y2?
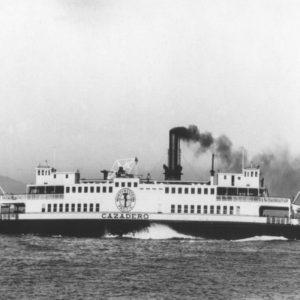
(0, 194, 64, 201)
(216, 195, 289, 203)
(267, 216, 290, 225)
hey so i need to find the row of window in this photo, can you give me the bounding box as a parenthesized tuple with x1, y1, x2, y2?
(43, 203, 100, 213)
(170, 204, 240, 215)
(66, 186, 113, 194)
(115, 182, 138, 188)
(165, 187, 215, 195)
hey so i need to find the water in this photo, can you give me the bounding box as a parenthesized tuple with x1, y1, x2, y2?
(1, 224, 300, 299)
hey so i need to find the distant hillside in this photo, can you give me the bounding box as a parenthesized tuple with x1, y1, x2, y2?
(0, 175, 26, 194)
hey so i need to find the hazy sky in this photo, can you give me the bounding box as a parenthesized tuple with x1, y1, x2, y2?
(1, 0, 300, 183)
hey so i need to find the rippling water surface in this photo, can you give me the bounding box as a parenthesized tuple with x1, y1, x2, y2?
(1, 224, 300, 299)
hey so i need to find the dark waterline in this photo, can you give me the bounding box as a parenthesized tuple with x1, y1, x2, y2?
(0, 232, 300, 299)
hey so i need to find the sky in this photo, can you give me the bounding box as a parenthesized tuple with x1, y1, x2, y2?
(0, 0, 300, 184)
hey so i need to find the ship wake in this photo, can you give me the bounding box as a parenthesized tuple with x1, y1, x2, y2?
(234, 235, 288, 242)
(104, 223, 200, 240)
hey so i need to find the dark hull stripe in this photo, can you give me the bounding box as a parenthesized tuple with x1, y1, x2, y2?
(1, 220, 300, 239)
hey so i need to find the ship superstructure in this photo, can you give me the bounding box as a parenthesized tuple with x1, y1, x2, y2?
(0, 128, 299, 239)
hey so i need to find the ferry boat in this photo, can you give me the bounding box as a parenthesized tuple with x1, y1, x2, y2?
(1, 127, 300, 239)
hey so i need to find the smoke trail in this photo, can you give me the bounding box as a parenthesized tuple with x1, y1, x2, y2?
(253, 149, 300, 197)
(175, 125, 300, 197)
(174, 125, 245, 171)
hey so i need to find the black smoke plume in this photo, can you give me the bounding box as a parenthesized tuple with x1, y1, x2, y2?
(175, 125, 300, 197)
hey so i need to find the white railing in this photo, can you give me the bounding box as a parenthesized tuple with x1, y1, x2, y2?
(0, 194, 64, 201)
(216, 195, 289, 203)
(267, 216, 290, 225)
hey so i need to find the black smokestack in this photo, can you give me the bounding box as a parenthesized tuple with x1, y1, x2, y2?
(163, 127, 183, 180)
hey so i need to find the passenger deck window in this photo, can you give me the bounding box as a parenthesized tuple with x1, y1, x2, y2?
(210, 188, 215, 195)
(178, 188, 182, 194)
(204, 188, 208, 195)
(191, 188, 195, 194)
(47, 204, 51, 212)
(78, 187, 82, 193)
(190, 205, 194, 213)
(90, 186, 94, 193)
(96, 187, 100, 193)
(53, 204, 57, 212)
(165, 187, 169, 194)
(83, 204, 87, 212)
(210, 205, 214, 214)
(77, 204, 81, 212)
(204, 205, 207, 214)
(65, 204, 69, 212)
(84, 186, 88, 193)
(59, 204, 63, 212)
(223, 206, 227, 214)
(177, 205, 182, 213)
(184, 205, 188, 213)
(71, 204, 75, 212)
(66, 187, 70, 193)
(96, 204, 100, 212)
(121, 182, 125, 187)
(72, 187, 76, 193)
(134, 182, 138, 188)
(197, 188, 201, 194)
(197, 205, 201, 214)
(217, 206, 220, 214)
(115, 182, 119, 187)
(171, 187, 176, 194)
(184, 188, 189, 194)
(109, 187, 113, 193)
(230, 206, 234, 215)
(128, 182, 132, 188)
(90, 203, 93, 212)
(103, 187, 107, 193)
(171, 205, 175, 213)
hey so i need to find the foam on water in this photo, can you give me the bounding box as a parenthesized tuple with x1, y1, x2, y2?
(104, 223, 198, 240)
(234, 235, 288, 242)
